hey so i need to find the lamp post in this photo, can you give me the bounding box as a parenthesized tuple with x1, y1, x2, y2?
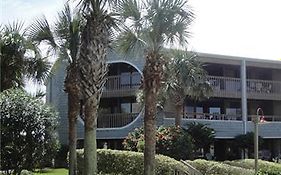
(254, 108, 264, 175)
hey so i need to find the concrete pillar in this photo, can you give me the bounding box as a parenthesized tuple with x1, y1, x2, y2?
(241, 59, 247, 134)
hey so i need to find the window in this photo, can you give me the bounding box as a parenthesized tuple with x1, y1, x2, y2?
(184, 106, 194, 118)
(131, 72, 141, 87)
(121, 103, 131, 113)
(121, 72, 130, 87)
(209, 107, 221, 119)
(132, 103, 141, 113)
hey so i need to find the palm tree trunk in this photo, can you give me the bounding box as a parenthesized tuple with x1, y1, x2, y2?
(144, 87, 157, 175)
(83, 100, 98, 175)
(175, 104, 183, 127)
(143, 52, 163, 175)
(65, 66, 80, 175)
(78, 13, 108, 175)
(68, 93, 79, 175)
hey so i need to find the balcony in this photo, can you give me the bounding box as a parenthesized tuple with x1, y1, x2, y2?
(165, 112, 281, 122)
(102, 74, 141, 98)
(97, 113, 139, 128)
(208, 76, 281, 100)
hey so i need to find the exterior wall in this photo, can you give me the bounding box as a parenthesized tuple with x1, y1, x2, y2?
(272, 69, 281, 81)
(46, 61, 84, 145)
(273, 101, 281, 115)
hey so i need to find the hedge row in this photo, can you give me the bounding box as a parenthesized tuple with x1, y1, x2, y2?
(76, 149, 190, 175)
(224, 159, 281, 175)
(185, 159, 254, 175)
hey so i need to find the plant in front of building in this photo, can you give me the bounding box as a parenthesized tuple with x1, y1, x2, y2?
(186, 122, 215, 158)
(123, 126, 194, 160)
(0, 89, 59, 175)
(161, 50, 212, 126)
(75, 0, 121, 174)
(28, 4, 82, 174)
(234, 132, 264, 159)
(116, 0, 194, 173)
(76, 149, 190, 175)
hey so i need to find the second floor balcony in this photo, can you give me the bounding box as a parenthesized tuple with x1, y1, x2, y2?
(102, 74, 141, 98)
(165, 112, 281, 122)
(97, 112, 139, 128)
(208, 76, 281, 100)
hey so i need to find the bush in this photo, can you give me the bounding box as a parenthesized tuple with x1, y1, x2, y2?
(224, 159, 281, 175)
(234, 132, 263, 158)
(123, 126, 194, 160)
(0, 89, 60, 174)
(186, 159, 254, 175)
(76, 149, 190, 175)
(186, 122, 215, 157)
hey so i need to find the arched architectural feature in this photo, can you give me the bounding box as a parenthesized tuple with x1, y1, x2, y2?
(97, 61, 143, 128)
(107, 60, 143, 75)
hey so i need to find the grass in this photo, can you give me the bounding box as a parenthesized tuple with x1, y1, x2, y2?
(34, 168, 67, 175)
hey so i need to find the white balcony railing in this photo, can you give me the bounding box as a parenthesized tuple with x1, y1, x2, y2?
(104, 74, 141, 91)
(102, 75, 141, 97)
(97, 112, 139, 128)
(207, 76, 281, 100)
(165, 112, 281, 122)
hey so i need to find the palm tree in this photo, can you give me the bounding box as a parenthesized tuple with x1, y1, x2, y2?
(0, 21, 50, 91)
(76, 1, 119, 174)
(28, 4, 81, 175)
(116, 0, 194, 174)
(162, 50, 212, 126)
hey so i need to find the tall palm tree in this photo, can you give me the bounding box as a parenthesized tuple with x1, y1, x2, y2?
(28, 4, 81, 175)
(76, 1, 119, 174)
(116, 0, 194, 174)
(162, 50, 212, 126)
(0, 22, 50, 91)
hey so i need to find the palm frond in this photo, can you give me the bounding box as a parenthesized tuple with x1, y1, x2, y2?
(24, 55, 51, 84)
(28, 16, 57, 51)
(4, 21, 25, 34)
(55, 3, 81, 63)
(115, 29, 146, 56)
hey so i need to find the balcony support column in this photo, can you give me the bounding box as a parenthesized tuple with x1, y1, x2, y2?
(241, 59, 247, 134)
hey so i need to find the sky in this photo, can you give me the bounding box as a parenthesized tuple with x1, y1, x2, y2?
(1, 0, 281, 93)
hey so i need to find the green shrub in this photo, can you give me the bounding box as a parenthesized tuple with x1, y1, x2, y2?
(186, 159, 254, 175)
(0, 89, 59, 174)
(76, 149, 189, 175)
(224, 159, 281, 175)
(123, 126, 194, 160)
(186, 122, 215, 157)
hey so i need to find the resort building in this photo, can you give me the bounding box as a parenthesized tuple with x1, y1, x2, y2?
(46, 52, 281, 160)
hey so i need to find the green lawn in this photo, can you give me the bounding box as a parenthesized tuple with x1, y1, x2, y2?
(34, 169, 67, 175)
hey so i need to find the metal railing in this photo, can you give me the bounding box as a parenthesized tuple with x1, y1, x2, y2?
(104, 74, 141, 91)
(207, 76, 281, 99)
(102, 75, 141, 97)
(97, 112, 139, 128)
(183, 112, 242, 120)
(164, 111, 281, 122)
(248, 115, 281, 122)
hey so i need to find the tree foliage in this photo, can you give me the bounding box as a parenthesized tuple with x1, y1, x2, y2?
(0, 89, 59, 174)
(186, 122, 215, 155)
(28, 4, 82, 174)
(116, 1, 194, 173)
(234, 132, 263, 155)
(123, 126, 194, 160)
(0, 22, 51, 91)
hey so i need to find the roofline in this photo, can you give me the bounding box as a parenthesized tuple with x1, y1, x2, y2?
(197, 52, 281, 65)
